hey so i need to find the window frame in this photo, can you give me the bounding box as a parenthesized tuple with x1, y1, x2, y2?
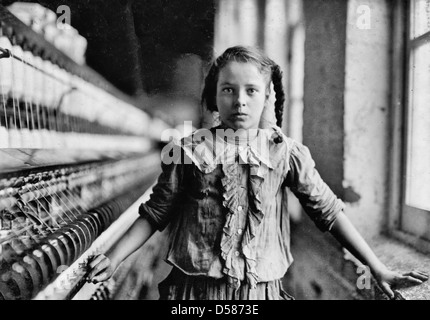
(388, 0, 430, 254)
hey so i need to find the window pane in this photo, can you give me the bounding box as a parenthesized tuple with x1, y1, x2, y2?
(412, 0, 430, 38)
(406, 42, 430, 211)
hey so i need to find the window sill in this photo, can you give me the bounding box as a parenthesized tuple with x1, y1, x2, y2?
(370, 233, 430, 300)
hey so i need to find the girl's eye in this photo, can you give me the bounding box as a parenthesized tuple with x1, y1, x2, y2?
(222, 88, 233, 93)
(247, 88, 257, 94)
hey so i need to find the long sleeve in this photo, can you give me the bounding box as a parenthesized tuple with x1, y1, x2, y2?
(284, 141, 345, 232)
(138, 142, 186, 231)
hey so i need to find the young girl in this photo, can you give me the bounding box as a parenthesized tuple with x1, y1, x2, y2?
(87, 46, 428, 300)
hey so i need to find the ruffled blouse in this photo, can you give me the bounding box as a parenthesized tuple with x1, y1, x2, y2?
(139, 125, 345, 288)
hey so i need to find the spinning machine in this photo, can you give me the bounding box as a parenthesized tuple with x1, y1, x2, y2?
(0, 5, 169, 300)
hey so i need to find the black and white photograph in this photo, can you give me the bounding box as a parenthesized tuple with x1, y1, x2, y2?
(0, 0, 429, 306)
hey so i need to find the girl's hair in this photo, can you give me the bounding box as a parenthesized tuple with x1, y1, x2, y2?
(201, 45, 285, 128)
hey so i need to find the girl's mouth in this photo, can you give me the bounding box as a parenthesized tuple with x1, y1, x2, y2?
(232, 113, 248, 118)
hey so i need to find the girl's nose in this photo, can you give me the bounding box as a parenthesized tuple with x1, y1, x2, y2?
(235, 91, 246, 108)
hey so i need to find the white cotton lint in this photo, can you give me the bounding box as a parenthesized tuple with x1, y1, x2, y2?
(42, 60, 56, 109)
(21, 128, 33, 148)
(8, 128, 22, 148)
(56, 132, 66, 149)
(0, 126, 9, 148)
(32, 130, 43, 149)
(32, 56, 44, 107)
(40, 129, 52, 149)
(11, 45, 25, 101)
(50, 131, 61, 149)
(0, 37, 13, 95)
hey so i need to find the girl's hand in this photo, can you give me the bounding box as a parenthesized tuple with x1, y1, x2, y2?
(86, 254, 116, 283)
(374, 268, 429, 299)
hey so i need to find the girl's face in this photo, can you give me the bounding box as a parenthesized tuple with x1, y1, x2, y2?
(216, 61, 268, 131)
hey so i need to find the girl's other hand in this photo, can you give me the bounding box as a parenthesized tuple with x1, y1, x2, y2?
(374, 268, 429, 299)
(86, 254, 116, 283)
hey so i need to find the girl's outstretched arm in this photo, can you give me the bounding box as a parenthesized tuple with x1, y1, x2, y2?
(85, 142, 187, 283)
(330, 211, 429, 298)
(86, 216, 156, 283)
